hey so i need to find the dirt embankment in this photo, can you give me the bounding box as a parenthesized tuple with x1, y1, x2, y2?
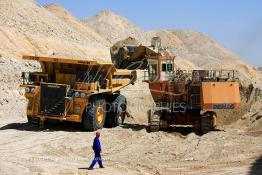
(0, 0, 110, 60)
(0, 56, 39, 119)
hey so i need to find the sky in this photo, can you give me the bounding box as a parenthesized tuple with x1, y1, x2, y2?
(37, 0, 262, 67)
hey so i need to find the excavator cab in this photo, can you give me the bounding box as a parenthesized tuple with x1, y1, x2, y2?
(160, 59, 174, 81)
(147, 56, 174, 82)
(148, 59, 158, 81)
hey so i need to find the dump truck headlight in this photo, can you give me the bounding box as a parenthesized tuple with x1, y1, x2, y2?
(30, 88, 35, 94)
(22, 72, 30, 85)
(25, 87, 30, 93)
(24, 72, 30, 79)
(74, 92, 79, 97)
(80, 93, 85, 98)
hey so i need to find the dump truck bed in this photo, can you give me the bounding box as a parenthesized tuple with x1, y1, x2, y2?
(22, 55, 136, 93)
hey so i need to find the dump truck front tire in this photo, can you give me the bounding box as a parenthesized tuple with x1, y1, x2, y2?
(83, 97, 106, 131)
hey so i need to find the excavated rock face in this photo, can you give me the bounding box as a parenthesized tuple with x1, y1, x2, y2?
(214, 82, 262, 129)
(0, 57, 40, 119)
(231, 84, 262, 132)
(0, 0, 109, 60)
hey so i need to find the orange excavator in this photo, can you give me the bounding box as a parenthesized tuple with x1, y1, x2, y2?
(111, 37, 241, 133)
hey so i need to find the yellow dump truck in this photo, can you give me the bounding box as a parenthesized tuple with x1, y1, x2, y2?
(21, 56, 136, 131)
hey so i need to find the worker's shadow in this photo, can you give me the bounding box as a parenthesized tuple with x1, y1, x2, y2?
(249, 156, 262, 175)
(78, 167, 89, 170)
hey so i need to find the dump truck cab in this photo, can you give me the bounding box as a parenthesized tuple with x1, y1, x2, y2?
(21, 56, 136, 131)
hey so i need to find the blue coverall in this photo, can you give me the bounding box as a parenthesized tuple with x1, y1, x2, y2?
(89, 137, 104, 169)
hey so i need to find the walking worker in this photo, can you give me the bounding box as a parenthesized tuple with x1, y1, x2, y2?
(88, 131, 104, 170)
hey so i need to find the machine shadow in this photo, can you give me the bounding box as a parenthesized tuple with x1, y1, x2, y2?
(0, 121, 86, 132)
(165, 126, 224, 136)
(0, 121, 224, 135)
(167, 127, 196, 136)
(121, 122, 224, 136)
(121, 123, 147, 131)
(249, 156, 262, 175)
(0, 121, 147, 132)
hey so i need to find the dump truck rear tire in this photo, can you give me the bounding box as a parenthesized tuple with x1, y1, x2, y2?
(105, 94, 127, 127)
(201, 111, 216, 134)
(83, 97, 106, 131)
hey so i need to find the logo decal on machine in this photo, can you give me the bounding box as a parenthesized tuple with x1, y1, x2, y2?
(213, 104, 235, 109)
(47, 85, 60, 88)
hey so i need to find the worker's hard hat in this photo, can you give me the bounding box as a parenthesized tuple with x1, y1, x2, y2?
(96, 131, 100, 137)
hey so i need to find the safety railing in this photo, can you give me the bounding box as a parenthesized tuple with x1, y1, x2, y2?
(143, 69, 238, 83)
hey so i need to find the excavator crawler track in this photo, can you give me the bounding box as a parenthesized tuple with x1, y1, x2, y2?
(147, 110, 161, 132)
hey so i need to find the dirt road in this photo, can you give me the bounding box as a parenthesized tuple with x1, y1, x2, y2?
(0, 115, 262, 175)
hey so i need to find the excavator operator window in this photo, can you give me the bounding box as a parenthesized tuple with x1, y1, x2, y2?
(162, 63, 173, 72)
(161, 61, 174, 80)
(148, 60, 158, 81)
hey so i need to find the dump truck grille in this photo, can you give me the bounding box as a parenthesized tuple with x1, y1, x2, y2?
(40, 83, 66, 116)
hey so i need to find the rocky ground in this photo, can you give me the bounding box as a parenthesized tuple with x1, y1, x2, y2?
(0, 112, 262, 175)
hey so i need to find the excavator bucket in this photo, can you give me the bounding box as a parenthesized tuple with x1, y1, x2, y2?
(110, 37, 162, 70)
